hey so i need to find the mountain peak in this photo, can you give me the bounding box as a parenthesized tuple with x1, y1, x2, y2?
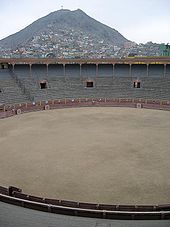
(74, 9, 86, 13)
(49, 8, 85, 15)
(0, 9, 130, 57)
(57, 9, 71, 13)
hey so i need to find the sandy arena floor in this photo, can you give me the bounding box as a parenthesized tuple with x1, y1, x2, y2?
(0, 107, 170, 204)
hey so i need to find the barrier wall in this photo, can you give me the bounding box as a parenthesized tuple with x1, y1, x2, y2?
(0, 98, 170, 119)
(0, 186, 170, 220)
(0, 99, 170, 220)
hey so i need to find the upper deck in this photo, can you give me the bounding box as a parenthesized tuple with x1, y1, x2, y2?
(0, 57, 170, 65)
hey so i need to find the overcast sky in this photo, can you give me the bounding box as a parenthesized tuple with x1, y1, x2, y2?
(0, 0, 170, 44)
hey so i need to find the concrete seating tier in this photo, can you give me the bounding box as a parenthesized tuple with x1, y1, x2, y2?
(1, 64, 170, 104)
(13, 64, 30, 77)
(0, 69, 30, 105)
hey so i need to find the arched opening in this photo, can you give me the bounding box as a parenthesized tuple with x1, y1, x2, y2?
(40, 80, 48, 89)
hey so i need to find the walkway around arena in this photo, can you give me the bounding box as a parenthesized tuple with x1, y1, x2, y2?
(0, 201, 170, 227)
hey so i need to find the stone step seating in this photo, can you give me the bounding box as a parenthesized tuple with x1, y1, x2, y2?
(48, 65, 64, 77)
(131, 65, 147, 77)
(166, 65, 170, 77)
(13, 64, 30, 78)
(114, 65, 130, 77)
(0, 69, 12, 80)
(48, 77, 68, 88)
(11, 67, 170, 102)
(9, 75, 66, 102)
(65, 65, 81, 77)
(98, 65, 113, 77)
(148, 65, 164, 77)
(0, 69, 29, 104)
(0, 91, 28, 104)
(31, 65, 47, 79)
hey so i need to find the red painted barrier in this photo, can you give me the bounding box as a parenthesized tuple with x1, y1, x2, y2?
(0, 98, 170, 121)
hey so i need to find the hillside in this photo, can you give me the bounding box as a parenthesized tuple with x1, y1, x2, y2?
(0, 9, 131, 58)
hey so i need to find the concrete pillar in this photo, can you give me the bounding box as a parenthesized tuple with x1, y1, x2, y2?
(164, 64, 167, 78)
(146, 64, 149, 77)
(80, 64, 82, 79)
(29, 64, 32, 77)
(129, 64, 132, 77)
(12, 64, 15, 72)
(96, 64, 98, 78)
(46, 64, 49, 78)
(112, 64, 115, 78)
(63, 64, 66, 78)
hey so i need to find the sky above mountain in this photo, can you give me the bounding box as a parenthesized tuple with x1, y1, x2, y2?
(0, 0, 170, 44)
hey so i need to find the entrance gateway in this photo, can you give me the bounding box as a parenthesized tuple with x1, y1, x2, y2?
(86, 80, 94, 88)
(133, 80, 141, 88)
(40, 80, 48, 89)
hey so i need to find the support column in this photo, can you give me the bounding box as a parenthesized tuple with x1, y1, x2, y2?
(129, 64, 132, 77)
(29, 64, 32, 77)
(112, 64, 115, 78)
(12, 64, 15, 73)
(63, 64, 66, 78)
(146, 64, 149, 77)
(96, 64, 98, 78)
(80, 64, 82, 81)
(46, 64, 49, 78)
(164, 64, 167, 78)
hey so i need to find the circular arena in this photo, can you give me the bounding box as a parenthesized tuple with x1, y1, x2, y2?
(0, 57, 170, 220)
(0, 106, 170, 205)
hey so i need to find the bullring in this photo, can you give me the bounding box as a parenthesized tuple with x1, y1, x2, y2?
(0, 57, 170, 220)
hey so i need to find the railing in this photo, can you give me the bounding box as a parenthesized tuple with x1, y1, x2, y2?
(0, 98, 170, 220)
(0, 98, 170, 119)
(0, 186, 170, 220)
(9, 69, 34, 102)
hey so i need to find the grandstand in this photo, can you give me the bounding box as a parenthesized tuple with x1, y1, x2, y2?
(0, 57, 170, 222)
(0, 68, 30, 104)
(0, 57, 170, 104)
